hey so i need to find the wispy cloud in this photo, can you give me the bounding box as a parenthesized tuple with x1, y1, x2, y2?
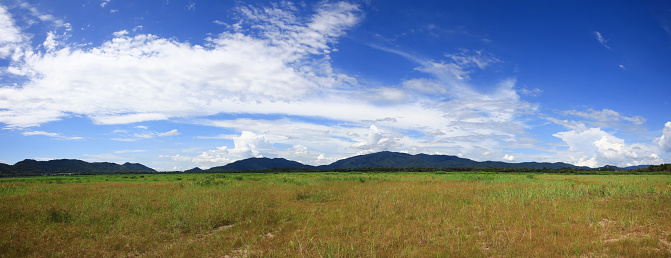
(101, 0, 112, 8)
(114, 149, 148, 154)
(17, 1, 70, 30)
(518, 87, 543, 97)
(594, 31, 610, 49)
(111, 127, 179, 141)
(82, 153, 128, 162)
(186, 1, 195, 11)
(0, 5, 28, 58)
(22, 130, 83, 140)
(561, 108, 645, 129)
(158, 129, 180, 137)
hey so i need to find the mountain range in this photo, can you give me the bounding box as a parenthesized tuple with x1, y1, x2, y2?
(0, 151, 653, 176)
(200, 151, 593, 171)
(0, 159, 155, 176)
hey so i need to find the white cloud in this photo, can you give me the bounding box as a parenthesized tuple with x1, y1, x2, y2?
(101, 0, 112, 8)
(562, 108, 645, 126)
(111, 127, 179, 141)
(18, 2, 70, 30)
(22, 130, 58, 137)
(83, 153, 128, 162)
(112, 30, 128, 37)
(518, 87, 543, 97)
(657, 122, 671, 152)
(114, 149, 147, 154)
(551, 108, 646, 135)
(0, 5, 27, 58)
(281, 145, 337, 166)
(158, 129, 179, 137)
(445, 49, 500, 70)
(170, 130, 340, 168)
(22, 130, 83, 140)
(42, 31, 60, 51)
(502, 154, 515, 161)
(410, 49, 501, 84)
(352, 125, 403, 155)
(92, 114, 169, 125)
(169, 131, 278, 168)
(553, 127, 663, 167)
(594, 31, 610, 49)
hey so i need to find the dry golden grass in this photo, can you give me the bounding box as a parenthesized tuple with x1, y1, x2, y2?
(1, 172, 670, 257)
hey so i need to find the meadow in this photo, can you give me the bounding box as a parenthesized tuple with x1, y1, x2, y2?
(1, 172, 670, 257)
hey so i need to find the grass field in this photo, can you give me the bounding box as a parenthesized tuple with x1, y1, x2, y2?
(1, 172, 671, 257)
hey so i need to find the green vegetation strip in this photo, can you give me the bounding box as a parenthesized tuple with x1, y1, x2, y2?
(1, 172, 670, 257)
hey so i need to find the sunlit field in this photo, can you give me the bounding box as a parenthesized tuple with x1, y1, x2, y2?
(1, 172, 671, 257)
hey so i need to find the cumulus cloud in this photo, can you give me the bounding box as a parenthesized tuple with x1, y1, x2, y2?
(206, 118, 403, 162)
(112, 30, 128, 37)
(353, 125, 403, 155)
(553, 127, 663, 167)
(169, 131, 278, 168)
(657, 122, 671, 152)
(169, 136, 338, 168)
(502, 154, 515, 161)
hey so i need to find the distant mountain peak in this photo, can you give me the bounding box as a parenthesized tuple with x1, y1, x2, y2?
(207, 157, 311, 171)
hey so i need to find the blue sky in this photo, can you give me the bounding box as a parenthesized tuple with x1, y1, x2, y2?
(1, 0, 670, 170)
